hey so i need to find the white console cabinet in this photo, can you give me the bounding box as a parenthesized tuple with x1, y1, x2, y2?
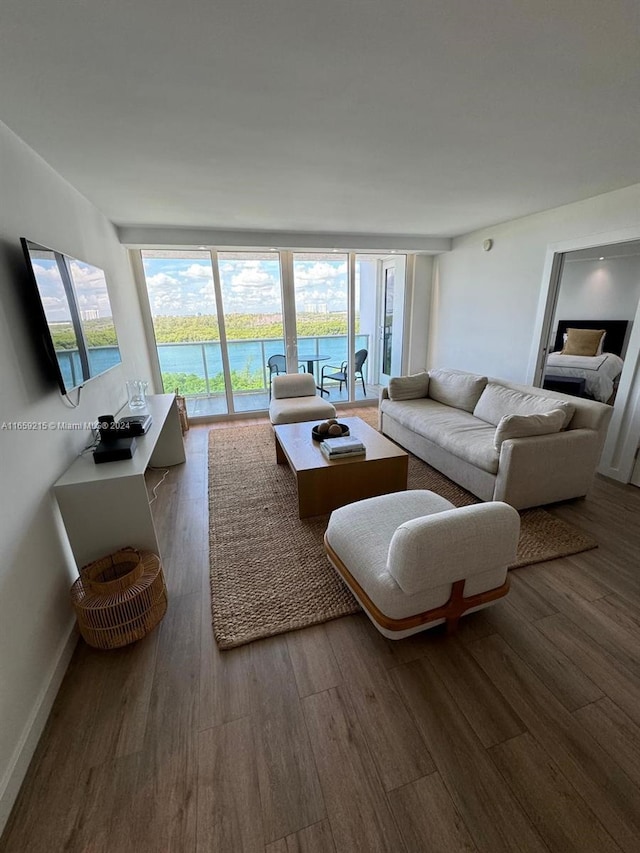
(54, 394, 185, 569)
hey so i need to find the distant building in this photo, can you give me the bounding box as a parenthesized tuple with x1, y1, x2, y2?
(305, 303, 328, 313)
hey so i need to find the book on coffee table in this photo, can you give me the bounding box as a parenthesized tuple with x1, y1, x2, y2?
(320, 443, 366, 460)
(320, 435, 366, 459)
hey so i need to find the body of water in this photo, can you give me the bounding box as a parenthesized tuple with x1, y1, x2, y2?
(56, 335, 369, 396)
(157, 335, 369, 394)
(57, 346, 122, 389)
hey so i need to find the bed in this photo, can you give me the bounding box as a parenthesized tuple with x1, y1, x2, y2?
(543, 319, 629, 403)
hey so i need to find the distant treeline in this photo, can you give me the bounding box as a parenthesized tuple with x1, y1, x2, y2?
(50, 319, 119, 349)
(51, 312, 352, 349)
(152, 312, 350, 343)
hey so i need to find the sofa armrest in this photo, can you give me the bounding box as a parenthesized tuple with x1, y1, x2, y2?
(387, 502, 520, 595)
(494, 428, 600, 509)
(378, 386, 389, 430)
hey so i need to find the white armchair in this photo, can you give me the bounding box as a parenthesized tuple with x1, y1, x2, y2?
(269, 372, 336, 425)
(325, 490, 520, 638)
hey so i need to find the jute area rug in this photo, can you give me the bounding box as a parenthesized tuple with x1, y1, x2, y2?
(208, 411, 596, 649)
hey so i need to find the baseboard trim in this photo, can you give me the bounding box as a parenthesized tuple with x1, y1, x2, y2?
(0, 618, 78, 836)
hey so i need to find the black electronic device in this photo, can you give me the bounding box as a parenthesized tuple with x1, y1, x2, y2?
(117, 414, 153, 436)
(97, 414, 152, 440)
(98, 414, 116, 441)
(93, 436, 137, 464)
(20, 238, 122, 395)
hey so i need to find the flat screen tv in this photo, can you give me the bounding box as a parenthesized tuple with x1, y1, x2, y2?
(20, 238, 122, 394)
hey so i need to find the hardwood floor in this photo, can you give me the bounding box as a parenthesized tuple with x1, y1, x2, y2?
(2, 411, 640, 852)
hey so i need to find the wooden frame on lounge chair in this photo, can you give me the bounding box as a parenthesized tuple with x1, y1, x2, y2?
(325, 536, 510, 635)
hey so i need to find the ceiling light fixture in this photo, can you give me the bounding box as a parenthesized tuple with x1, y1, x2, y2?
(599, 257, 605, 261)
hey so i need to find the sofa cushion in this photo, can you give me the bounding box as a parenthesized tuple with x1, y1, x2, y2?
(493, 408, 566, 451)
(428, 368, 488, 413)
(388, 372, 429, 401)
(473, 382, 575, 429)
(380, 398, 499, 474)
(562, 327, 606, 357)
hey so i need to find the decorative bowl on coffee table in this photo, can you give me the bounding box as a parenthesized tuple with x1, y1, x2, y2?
(312, 422, 350, 442)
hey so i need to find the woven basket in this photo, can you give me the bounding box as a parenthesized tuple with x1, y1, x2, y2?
(71, 549, 167, 649)
(80, 546, 144, 595)
(175, 390, 189, 433)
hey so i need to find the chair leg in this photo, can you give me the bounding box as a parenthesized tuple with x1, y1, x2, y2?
(361, 375, 366, 396)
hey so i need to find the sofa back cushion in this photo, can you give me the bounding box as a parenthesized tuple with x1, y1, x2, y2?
(474, 382, 575, 429)
(493, 409, 566, 451)
(388, 372, 430, 401)
(427, 368, 488, 413)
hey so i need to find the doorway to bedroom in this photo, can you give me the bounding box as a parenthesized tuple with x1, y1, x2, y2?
(533, 237, 640, 484)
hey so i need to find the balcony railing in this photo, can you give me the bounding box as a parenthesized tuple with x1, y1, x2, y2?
(157, 334, 370, 398)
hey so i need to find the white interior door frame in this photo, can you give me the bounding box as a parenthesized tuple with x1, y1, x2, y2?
(528, 224, 640, 482)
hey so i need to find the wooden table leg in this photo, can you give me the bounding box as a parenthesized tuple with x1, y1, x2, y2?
(275, 432, 287, 464)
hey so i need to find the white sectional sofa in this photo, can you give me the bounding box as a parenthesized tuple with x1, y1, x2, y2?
(379, 368, 613, 510)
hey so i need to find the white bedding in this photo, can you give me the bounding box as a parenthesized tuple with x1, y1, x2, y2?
(545, 352, 624, 403)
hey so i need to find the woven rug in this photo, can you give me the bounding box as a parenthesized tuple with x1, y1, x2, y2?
(208, 412, 597, 649)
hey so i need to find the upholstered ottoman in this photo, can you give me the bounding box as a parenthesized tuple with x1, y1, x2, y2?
(325, 490, 519, 639)
(269, 373, 336, 425)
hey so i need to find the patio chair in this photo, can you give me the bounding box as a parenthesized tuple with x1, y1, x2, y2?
(320, 349, 368, 397)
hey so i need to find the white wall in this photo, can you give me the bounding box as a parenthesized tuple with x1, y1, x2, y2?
(553, 256, 640, 338)
(0, 122, 153, 831)
(430, 184, 640, 381)
(405, 254, 433, 375)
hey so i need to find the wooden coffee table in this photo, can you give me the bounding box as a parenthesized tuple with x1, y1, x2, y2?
(273, 416, 408, 518)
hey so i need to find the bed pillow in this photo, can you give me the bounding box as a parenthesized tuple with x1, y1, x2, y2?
(562, 328, 606, 357)
(562, 330, 606, 355)
(494, 409, 566, 451)
(473, 382, 575, 429)
(388, 372, 430, 401)
(427, 368, 488, 412)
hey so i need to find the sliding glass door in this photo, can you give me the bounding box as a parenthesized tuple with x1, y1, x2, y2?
(217, 252, 285, 412)
(292, 252, 349, 395)
(141, 250, 228, 416)
(139, 249, 406, 416)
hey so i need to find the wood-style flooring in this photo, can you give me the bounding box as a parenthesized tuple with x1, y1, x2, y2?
(2, 410, 640, 852)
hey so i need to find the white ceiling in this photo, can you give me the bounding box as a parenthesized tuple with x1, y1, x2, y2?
(1, 0, 638, 238)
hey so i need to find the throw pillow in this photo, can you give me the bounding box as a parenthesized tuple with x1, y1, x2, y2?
(562, 328, 606, 357)
(494, 408, 566, 451)
(562, 330, 606, 354)
(474, 382, 575, 429)
(388, 372, 430, 401)
(427, 368, 488, 413)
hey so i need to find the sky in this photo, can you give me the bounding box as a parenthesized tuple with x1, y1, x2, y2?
(141, 253, 351, 317)
(29, 255, 114, 323)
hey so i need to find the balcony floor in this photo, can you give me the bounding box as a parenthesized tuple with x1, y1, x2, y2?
(186, 382, 380, 418)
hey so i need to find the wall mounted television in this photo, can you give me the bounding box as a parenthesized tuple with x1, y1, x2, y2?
(20, 238, 122, 394)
